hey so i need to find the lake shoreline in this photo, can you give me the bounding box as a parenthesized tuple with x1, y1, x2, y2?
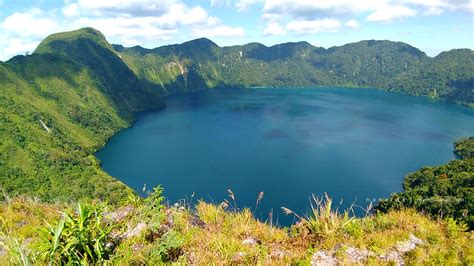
(96, 87, 474, 225)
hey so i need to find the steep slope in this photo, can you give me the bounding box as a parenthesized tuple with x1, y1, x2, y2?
(393, 49, 474, 102)
(35, 27, 165, 117)
(114, 38, 224, 95)
(115, 38, 473, 105)
(0, 27, 472, 202)
(1, 189, 472, 264)
(377, 137, 474, 228)
(0, 28, 165, 202)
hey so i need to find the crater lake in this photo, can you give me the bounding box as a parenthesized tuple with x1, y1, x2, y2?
(96, 88, 474, 225)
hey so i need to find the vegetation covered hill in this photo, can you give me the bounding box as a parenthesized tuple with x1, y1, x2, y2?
(0, 28, 164, 202)
(1, 189, 472, 264)
(1, 27, 473, 202)
(454, 137, 474, 159)
(115, 39, 474, 106)
(378, 137, 474, 228)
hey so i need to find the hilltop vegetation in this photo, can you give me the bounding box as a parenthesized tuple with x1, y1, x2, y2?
(1, 27, 473, 202)
(1, 189, 472, 264)
(378, 137, 474, 228)
(0, 28, 164, 202)
(115, 39, 474, 105)
(454, 137, 474, 159)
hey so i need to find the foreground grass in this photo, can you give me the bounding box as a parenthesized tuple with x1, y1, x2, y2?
(0, 190, 472, 265)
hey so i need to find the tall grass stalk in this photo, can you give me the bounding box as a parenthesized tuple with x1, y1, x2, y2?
(0, 232, 32, 265)
(283, 193, 355, 238)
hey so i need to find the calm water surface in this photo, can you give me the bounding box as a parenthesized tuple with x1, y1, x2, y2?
(97, 88, 474, 225)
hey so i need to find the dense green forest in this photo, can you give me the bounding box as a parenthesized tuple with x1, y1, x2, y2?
(115, 38, 474, 106)
(0, 27, 473, 203)
(377, 137, 474, 228)
(0, 28, 164, 202)
(454, 137, 474, 159)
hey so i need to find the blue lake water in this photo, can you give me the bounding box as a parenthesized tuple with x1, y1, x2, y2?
(96, 88, 474, 225)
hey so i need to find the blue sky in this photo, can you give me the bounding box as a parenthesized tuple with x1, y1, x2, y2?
(0, 0, 472, 61)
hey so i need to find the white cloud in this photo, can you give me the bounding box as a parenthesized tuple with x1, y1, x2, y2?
(67, 1, 233, 42)
(0, 9, 60, 60)
(286, 19, 342, 35)
(263, 21, 287, 35)
(73, 17, 179, 39)
(122, 38, 141, 46)
(76, 0, 178, 16)
(403, 0, 474, 13)
(367, 5, 417, 21)
(0, 38, 40, 60)
(0, 0, 243, 60)
(1, 0, 471, 60)
(72, 1, 214, 28)
(259, 0, 473, 28)
(1, 9, 59, 37)
(194, 25, 245, 37)
(423, 6, 443, 15)
(207, 17, 221, 26)
(63, 3, 79, 17)
(261, 0, 474, 17)
(210, 0, 232, 7)
(263, 0, 383, 18)
(152, 4, 211, 26)
(2, 38, 39, 58)
(345, 19, 360, 30)
(236, 0, 265, 11)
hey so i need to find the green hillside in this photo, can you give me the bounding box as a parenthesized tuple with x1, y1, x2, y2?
(0, 27, 473, 206)
(0, 28, 165, 203)
(1, 184, 472, 264)
(115, 39, 474, 105)
(377, 137, 474, 228)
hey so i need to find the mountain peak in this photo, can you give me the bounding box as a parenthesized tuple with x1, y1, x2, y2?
(181, 38, 219, 48)
(35, 27, 110, 55)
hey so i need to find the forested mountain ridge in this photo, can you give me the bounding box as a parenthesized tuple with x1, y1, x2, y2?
(0, 27, 473, 202)
(0, 28, 164, 202)
(115, 37, 473, 105)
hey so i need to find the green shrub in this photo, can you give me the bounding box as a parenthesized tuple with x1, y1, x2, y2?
(149, 230, 185, 262)
(38, 203, 113, 264)
(283, 193, 355, 239)
(0, 232, 33, 265)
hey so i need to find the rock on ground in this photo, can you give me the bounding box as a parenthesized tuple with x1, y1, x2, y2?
(310, 234, 424, 265)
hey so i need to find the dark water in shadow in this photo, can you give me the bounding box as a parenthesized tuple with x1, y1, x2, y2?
(96, 88, 474, 226)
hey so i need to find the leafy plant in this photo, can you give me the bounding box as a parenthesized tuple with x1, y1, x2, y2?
(144, 185, 165, 212)
(149, 230, 185, 262)
(123, 192, 143, 208)
(0, 232, 33, 265)
(283, 193, 355, 239)
(38, 202, 114, 264)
